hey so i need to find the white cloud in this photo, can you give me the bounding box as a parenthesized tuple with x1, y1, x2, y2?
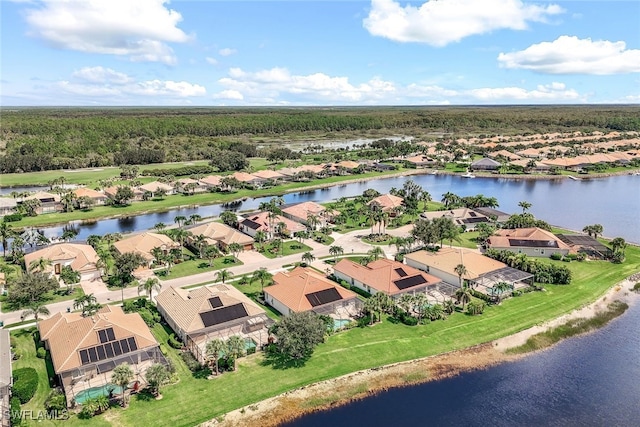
(216, 66, 582, 105)
(363, 0, 563, 46)
(72, 66, 133, 85)
(498, 36, 640, 74)
(24, 0, 190, 64)
(52, 66, 207, 102)
(219, 48, 237, 57)
(205, 57, 218, 65)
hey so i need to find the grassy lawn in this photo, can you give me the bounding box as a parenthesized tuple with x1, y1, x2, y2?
(308, 232, 334, 246)
(154, 256, 242, 280)
(361, 234, 395, 245)
(1, 287, 84, 313)
(9, 244, 639, 427)
(260, 240, 312, 259)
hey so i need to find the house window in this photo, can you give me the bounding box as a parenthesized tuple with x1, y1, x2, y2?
(541, 249, 545, 255)
(54, 264, 61, 274)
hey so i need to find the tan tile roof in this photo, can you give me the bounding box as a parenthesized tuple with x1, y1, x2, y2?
(334, 259, 441, 295)
(242, 212, 306, 234)
(251, 170, 285, 180)
(38, 305, 158, 374)
(156, 284, 266, 334)
(25, 191, 60, 202)
(103, 186, 144, 198)
(139, 181, 174, 192)
(336, 161, 360, 169)
(232, 172, 261, 183)
(368, 194, 404, 211)
(488, 227, 570, 250)
(267, 267, 358, 313)
(199, 175, 222, 186)
(404, 248, 506, 280)
(0, 198, 17, 209)
(24, 243, 99, 273)
(282, 201, 326, 221)
(509, 159, 551, 169)
(112, 232, 179, 262)
(488, 150, 522, 161)
(188, 222, 254, 247)
(421, 208, 489, 224)
(72, 188, 106, 199)
(177, 178, 199, 185)
(404, 155, 436, 164)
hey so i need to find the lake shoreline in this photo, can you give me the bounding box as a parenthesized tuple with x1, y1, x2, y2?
(208, 277, 640, 427)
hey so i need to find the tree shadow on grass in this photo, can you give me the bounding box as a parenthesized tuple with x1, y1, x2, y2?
(260, 346, 310, 370)
(134, 389, 155, 402)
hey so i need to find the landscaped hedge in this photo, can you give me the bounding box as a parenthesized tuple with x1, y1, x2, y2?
(3, 213, 23, 222)
(10, 397, 22, 426)
(12, 367, 38, 404)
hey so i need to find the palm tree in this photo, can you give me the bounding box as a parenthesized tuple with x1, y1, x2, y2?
(145, 364, 170, 398)
(171, 229, 191, 260)
(29, 257, 52, 273)
(225, 335, 246, 371)
(271, 238, 282, 257)
(454, 263, 468, 288)
(154, 222, 167, 232)
(192, 234, 208, 259)
(21, 303, 50, 323)
(253, 268, 272, 295)
(174, 215, 187, 229)
(111, 363, 134, 407)
(227, 242, 243, 262)
(301, 251, 315, 265)
(254, 230, 268, 249)
(188, 214, 202, 225)
(138, 278, 162, 302)
(367, 246, 384, 261)
(490, 282, 514, 302)
(455, 286, 472, 310)
(306, 213, 320, 231)
(215, 269, 233, 284)
(518, 201, 532, 213)
(204, 245, 220, 267)
(206, 339, 227, 375)
(0, 222, 13, 257)
(329, 245, 344, 262)
(73, 293, 98, 315)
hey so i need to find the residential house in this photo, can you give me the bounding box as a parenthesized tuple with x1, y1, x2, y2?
(487, 227, 571, 258)
(24, 243, 102, 282)
(516, 148, 544, 159)
(488, 150, 522, 161)
(20, 191, 61, 214)
(138, 181, 174, 197)
(231, 172, 265, 188)
(367, 194, 404, 215)
(188, 221, 254, 251)
(72, 188, 108, 206)
(176, 178, 207, 194)
(0, 198, 16, 217)
(112, 232, 179, 267)
(251, 169, 285, 183)
(38, 306, 166, 405)
(403, 155, 438, 168)
(469, 158, 501, 171)
(282, 201, 336, 228)
(0, 330, 11, 427)
(198, 175, 223, 191)
(156, 284, 272, 363)
(509, 159, 552, 173)
(265, 267, 361, 317)
(103, 186, 144, 202)
(472, 207, 511, 224)
(404, 248, 534, 295)
(421, 208, 491, 231)
(239, 212, 306, 239)
(333, 259, 448, 301)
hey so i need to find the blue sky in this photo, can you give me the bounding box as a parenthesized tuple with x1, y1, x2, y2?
(1, 0, 639, 106)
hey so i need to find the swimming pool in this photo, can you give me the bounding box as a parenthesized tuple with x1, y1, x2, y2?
(333, 319, 352, 330)
(74, 384, 124, 404)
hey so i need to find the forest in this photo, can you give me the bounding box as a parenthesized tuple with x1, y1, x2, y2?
(1, 105, 639, 173)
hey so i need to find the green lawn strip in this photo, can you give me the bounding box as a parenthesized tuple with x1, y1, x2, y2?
(154, 256, 242, 280)
(9, 169, 413, 229)
(1, 287, 84, 314)
(260, 241, 313, 259)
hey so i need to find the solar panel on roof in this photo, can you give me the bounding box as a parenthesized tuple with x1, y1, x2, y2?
(127, 337, 137, 351)
(106, 328, 116, 342)
(199, 303, 249, 327)
(394, 268, 408, 277)
(120, 338, 130, 353)
(96, 345, 106, 360)
(98, 329, 107, 343)
(462, 217, 489, 224)
(88, 347, 98, 363)
(394, 275, 428, 290)
(209, 296, 223, 309)
(469, 212, 477, 217)
(112, 340, 122, 356)
(305, 288, 342, 307)
(104, 342, 114, 358)
(79, 349, 89, 365)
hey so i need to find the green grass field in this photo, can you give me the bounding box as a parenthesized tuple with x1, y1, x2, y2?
(10, 243, 639, 427)
(154, 256, 242, 280)
(261, 240, 312, 259)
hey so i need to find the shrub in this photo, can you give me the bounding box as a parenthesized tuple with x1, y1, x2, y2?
(550, 252, 563, 261)
(45, 390, 67, 412)
(168, 334, 182, 349)
(400, 315, 418, 326)
(12, 367, 38, 403)
(466, 301, 486, 316)
(36, 347, 46, 359)
(10, 397, 21, 426)
(632, 282, 640, 293)
(3, 213, 23, 222)
(180, 351, 202, 372)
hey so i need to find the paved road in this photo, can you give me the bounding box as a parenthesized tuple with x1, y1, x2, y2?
(0, 226, 415, 327)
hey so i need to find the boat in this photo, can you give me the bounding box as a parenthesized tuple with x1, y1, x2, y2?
(461, 171, 476, 179)
(568, 175, 581, 181)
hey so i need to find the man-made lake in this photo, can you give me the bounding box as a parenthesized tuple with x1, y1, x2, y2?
(285, 301, 640, 427)
(36, 174, 640, 244)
